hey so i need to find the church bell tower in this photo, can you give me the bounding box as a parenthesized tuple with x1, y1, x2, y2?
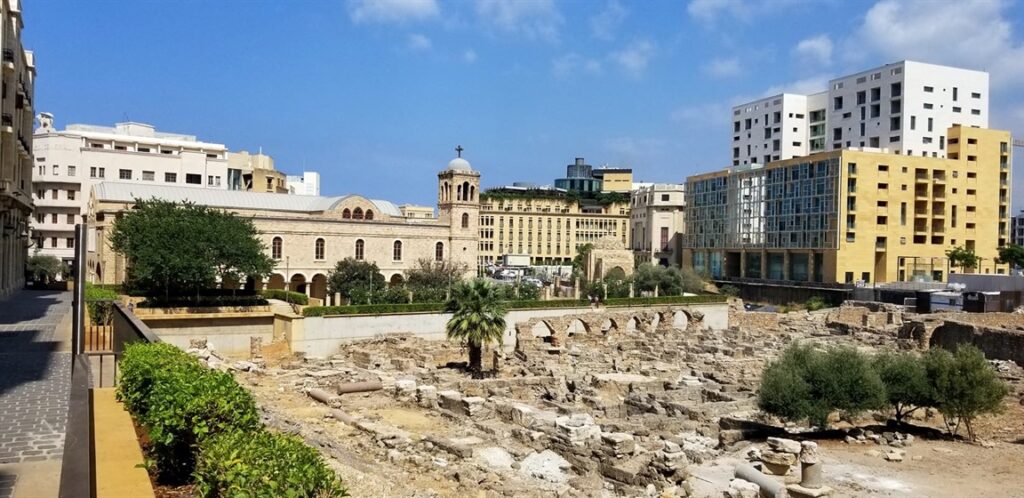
(438, 145, 481, 275)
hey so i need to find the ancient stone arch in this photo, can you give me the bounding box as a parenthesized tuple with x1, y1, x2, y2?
(601, 318, 618, 334)
(566, 318, 590, 337)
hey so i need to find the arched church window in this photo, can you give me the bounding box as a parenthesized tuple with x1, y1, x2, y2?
(314, 238, 325, 260)
(353, 207, 364, 220)
(435, 241, 444, 261)
(355, 239, 364, 260)
(393, 240, 403, 261)
(272, 237, 282, 259)
(342, 208, 351, 219)
(461, 213, 470, 228)
(365, 209, 374, 220)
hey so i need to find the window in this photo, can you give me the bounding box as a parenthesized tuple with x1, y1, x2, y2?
(51, 189, 58, 200)
(119, 169, 132, 180)
(910, 116, 916, 130)
(461, 212, 470, 228)
(98, 168, 105, 179)
(51, 213, 57, 223)
(660, 227, 669, 249)
(52, 165, 59, 176)
(67, 238, 75, 249)
(924, 103, 933, 109)
(661, 194, 670, 201)
(952, 106, 961, 113)
(271, 237, 282, 259)
(878, 164, 889, 172)
(342, 208, 351, 219)
(66, 214, 74, 224)
(393, 240, 403, 261)
(857, 91, 866, 105)
(67, 190, 75, 200)
(353, 207, 364, 220)
(355, 239, 365, 260)
(890, 116, 900, 130)
(165, 172, 177, 183)
(870, 87, 881, 101)
(142, 171, 155, 181)
(924, 86, 934, 93)
(971, 109, 981, 116)
(186, 174, 201, 185)
(971, 92, 981, 99)
(435, 241, 444, 261)
(50, 237, 58, 248)
(67, 166, 76, 177)
(314, 238, 325, 260)
(953, 87, 958, 101)
(833, 128, 842, 141)
(138, 147, 150, 153)
(927, 117, 933, 132)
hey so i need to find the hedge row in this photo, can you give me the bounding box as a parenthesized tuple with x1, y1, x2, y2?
(260, 289, 309, 305)
(117, 343, 346, 496)
(138, 295, 269, 308)
(301, 294, 727, 317)
(85, 283, 119, 325)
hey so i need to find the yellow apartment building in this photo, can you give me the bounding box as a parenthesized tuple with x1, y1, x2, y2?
(478, 186, 630, 269)
(683, 125, 1011, 284)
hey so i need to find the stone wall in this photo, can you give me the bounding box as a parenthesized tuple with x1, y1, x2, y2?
(296, 303, 729, 358)
(141, 313, 275, 358)
(928, 319, 1024, 366)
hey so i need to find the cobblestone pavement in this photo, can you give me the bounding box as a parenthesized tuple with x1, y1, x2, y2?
(0, 290, 72, 498)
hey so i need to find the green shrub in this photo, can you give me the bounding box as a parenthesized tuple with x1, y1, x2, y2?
(118, 343, 259, 482)
(805, 296, 828, 311)
(85, 283, 119, 325)
(874, 351, 934, 424)
(117, 342, 198, 416)
(303, 302, 446, 316)
(759, 344, 886, 428)
(719, 284, 740, 297)
(195, 429, 347, 498)
(924, 345, 1009, 441)
(259, 289, 309, 305)
(139, 295, 269, 308)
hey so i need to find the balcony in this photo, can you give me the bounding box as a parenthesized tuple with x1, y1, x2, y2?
(915, 173, 929, 183)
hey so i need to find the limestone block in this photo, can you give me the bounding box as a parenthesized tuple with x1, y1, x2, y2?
(726, 478, 760, 498)
(394, 378, 417, 396)
(416, 385, 438, 408)
(510, 404, 535, 427)
(767, 437, 802, 454)
(438, 390, 463, 413)
(462, 396, 489, 418)
(600, 432, 636, 455)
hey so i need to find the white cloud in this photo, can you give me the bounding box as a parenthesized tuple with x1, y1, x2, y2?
(761, 73, 833, 96)
(463, 49, 478, 63)
(474, 0, 563, 42)
(348, 0, 440, 24)
(847, 0, 1024, 88)
(590, 0, 628, 40)
(407, 33, 432, 51)
(702, 57, 741, 78)
(609, 40, 655, 77)
(793, 34, 832, 68)
(687, 0, 807, 24)
(552, 53, 602, 78)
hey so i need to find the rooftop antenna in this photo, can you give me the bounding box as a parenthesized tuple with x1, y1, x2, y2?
(258, 145, 263, 155)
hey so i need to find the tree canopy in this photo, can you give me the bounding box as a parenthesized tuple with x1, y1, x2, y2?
(405, 258, 467, 302)
(26, 251, 65, 282)
(924, 345, 1009, 441)
(110, 198, 274, 298)
(945, 246, 980, 272)
(633, 263, 705, 296)
(997, 244, 1024, 270)
(327, 258, 386, 303)
(446, 279, 508, 375)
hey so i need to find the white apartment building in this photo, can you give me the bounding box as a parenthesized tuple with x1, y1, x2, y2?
(732, 61, 989, 167)
(287, 171, 320, 196)
(32, 115, 228, 263)
(629, 183, 686, 267)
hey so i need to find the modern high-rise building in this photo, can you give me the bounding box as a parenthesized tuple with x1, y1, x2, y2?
(287, 171, 320, 196)
(0, 0, 34, 297)
(732, 61, 989, 167)
(32, 116, 228, 264)
(1011, 210, 1024, 247)
(630, 184, 686, 267)
(685, 125, 1011, 284)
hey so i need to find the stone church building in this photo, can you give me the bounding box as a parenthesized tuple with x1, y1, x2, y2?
(87, 153, 481, 301)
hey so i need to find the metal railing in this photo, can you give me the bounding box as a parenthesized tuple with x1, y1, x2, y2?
(60, 224, 160, 498)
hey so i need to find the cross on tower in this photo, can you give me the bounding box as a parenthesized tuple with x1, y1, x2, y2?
(455, 145, 464, 158)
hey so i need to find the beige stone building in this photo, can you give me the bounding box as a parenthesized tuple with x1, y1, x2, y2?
(0, 0, 34, 298)
(478, 185, 630, 270)
(226, 150, 288, 193)
(87, 154, 481, 301)
(684, 125, 1011, 284)
(630, 184, 686, 267)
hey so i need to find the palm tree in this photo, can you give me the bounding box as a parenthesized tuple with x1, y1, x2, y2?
(445, 279, 507, 376)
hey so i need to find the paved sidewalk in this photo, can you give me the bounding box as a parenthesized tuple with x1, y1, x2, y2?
(0, 290, 72, 498)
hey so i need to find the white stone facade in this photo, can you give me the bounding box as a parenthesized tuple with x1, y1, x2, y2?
(629, 184, 686, 266)
(31, 117, 228, 263)
(287, 171, 320, 196)
(732, 60, 989, 167)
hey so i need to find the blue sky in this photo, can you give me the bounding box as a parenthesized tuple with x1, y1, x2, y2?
(25, 0, 1024, 207)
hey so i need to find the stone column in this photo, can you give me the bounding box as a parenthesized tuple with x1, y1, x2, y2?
(799, 441, 823, 488)
(740, 251, 747, 278)
(807, 252, 816, 283)
(760, 250, 767, 280)
(783, 251, 791, 281)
